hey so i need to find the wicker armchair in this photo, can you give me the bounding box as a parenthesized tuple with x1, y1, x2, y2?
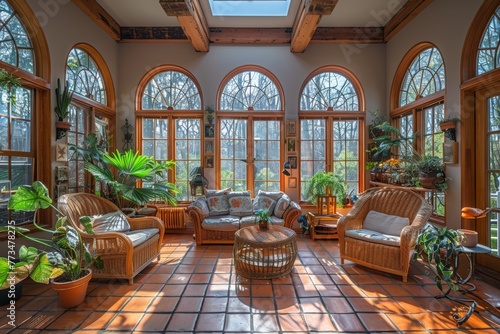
(57, 193, 165, 284)
(337, 187, 432, 282)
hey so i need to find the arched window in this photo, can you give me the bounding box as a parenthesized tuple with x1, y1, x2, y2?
(1, 0, 50, 226)
(218, 67, 284, 193)
(65, 44, 115, 194)
(67, 48, 107, 104)
(477, 9, 500, 75)
(461, 0, 500, 271)
(299, 67, 364, 202)
(391, 44, 446, 220)
(137, 66, 202, 201)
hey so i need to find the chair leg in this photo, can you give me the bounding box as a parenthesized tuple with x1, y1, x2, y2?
(128, 278, 134, 285)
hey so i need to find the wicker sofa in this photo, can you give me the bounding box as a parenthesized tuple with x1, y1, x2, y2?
(186, 189, 302, 245)
(58, 193, 165, 285)
(337, 187, 432, 282)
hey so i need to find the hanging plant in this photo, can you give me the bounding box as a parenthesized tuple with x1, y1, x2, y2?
(0, 68, 22, 105)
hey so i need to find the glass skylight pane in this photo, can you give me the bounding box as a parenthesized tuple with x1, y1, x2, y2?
(209, 0, 290, 17)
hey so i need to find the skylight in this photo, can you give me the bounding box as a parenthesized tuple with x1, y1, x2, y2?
(208, 0, 291, 17)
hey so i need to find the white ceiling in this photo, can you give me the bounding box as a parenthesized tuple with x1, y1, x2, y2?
(96, 0, 409, 28)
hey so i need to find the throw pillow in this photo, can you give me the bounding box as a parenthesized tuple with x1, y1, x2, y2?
(193, 196, 210, 216)
(205, 189, 230, 216)
(274, 193, 291, 218)
(256, 190, 283, 202)
(91, 211, 131, 233)
(253, 195, 276, 215)
(363, 210, 410, 236)
(228, 191, 253, 216)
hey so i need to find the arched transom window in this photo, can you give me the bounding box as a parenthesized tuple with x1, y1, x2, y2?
(142, 71, 201, 110)
(0, 0, 34, 73)
(66, 48, 107, 104)
(138, 68, 202, 201)
(220, 70, 281, 111)
(477, 8, 500, 75)
(301, 72, 359, 111)
(400, 47, 445, 106)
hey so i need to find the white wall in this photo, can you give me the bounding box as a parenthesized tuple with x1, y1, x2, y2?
(386, 0, 483, 229)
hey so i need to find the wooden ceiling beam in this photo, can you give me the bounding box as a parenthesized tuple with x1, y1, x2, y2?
(120, 27, 188, 42)
(160, 0, 210, 52)
(291, 0, 338, 53)
(71, 0, 120, 41)
(384, 0, 434, 41)
(210, 28, 292, 44)
(312, 27, 384, 43)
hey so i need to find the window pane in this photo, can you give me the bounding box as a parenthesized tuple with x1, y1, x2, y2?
(67, 48, 107, 104)
(301, 72, 359, 111)
(142, 71, 201, 110)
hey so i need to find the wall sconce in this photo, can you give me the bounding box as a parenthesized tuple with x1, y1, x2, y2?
(282, 162, 291, 176)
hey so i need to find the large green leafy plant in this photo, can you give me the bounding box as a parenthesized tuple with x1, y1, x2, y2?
(0, 181, 103, 287)
(413, 224, 462, 293)
(304, 171, 347, 207)
(84, 149, 178, 209)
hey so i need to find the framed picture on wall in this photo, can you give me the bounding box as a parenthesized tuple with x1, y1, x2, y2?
(56, 143, 68, 162)
(443, 141, 458, 164)
(56, 166, 68, 182)
(288, 156, 297, 169)
(288, 177, 297, 188)
(205, 125, 214, 138)
(55, 184, 68, 199)
(204, 140, 214, 154)
(286, 120, 296, 136)
(287, 138, 296, 153)
(205, 155, 214, 168)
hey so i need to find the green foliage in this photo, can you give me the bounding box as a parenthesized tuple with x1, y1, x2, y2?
(372, 122, 418, 160)
(0, 181, 103, 285)
(85, 149, 179, 208)
(70, 135, 179, 207)
(54, 79, 73, 120)
(0, 68, 21, 105)
(413, 224, 462, 293)
(254, 209, 271, 223)
(304, 171, 347, 206)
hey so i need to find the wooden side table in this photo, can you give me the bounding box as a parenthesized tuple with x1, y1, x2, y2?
(233, 225, 297, 279)
(307, 212, 342, 241)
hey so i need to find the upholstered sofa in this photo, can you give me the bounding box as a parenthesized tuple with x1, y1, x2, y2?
(186, 189, 302, 245)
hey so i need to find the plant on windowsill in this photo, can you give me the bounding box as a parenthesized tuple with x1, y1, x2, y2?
(0, 181, 103, 308)
(415, 155, 449, 191)
(54, 79, 73, 140)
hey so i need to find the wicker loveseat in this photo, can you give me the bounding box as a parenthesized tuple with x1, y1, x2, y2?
(337, 187, 432, 282)
(58, 193, 165, 284)
(186, 189, 302, 245)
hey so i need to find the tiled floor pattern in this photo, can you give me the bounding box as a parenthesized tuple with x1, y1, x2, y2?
(1, 233, 499, 333)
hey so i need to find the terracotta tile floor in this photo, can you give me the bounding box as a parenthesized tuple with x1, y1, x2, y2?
(1, 233, 500, 333)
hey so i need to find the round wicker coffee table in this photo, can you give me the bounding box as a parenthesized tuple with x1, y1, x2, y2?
(233, 225, 297, 279)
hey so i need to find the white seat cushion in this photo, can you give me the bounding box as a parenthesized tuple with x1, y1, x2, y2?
(346, 229, 401, 247)
(123, 228, 159, 247)
(202, 216, 240, 231)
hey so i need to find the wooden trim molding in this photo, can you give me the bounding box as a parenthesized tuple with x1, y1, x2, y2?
(384, 0, 435, 41)
(71, 0, 120, 40)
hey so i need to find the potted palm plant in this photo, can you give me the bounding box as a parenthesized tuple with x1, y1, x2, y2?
(0, 181, 103, 308)
(304, 170, 347, 207)
(82, 149, 179, 211)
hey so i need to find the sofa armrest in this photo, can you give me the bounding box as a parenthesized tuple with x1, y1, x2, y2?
(283, 201, 302, 229)
(186, 204, 207, 245)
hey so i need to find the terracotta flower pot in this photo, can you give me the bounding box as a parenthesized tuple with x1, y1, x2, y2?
(258, 220, 268, 229)
(51, 269, 92, 308)
(458, 229, 478, 248)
